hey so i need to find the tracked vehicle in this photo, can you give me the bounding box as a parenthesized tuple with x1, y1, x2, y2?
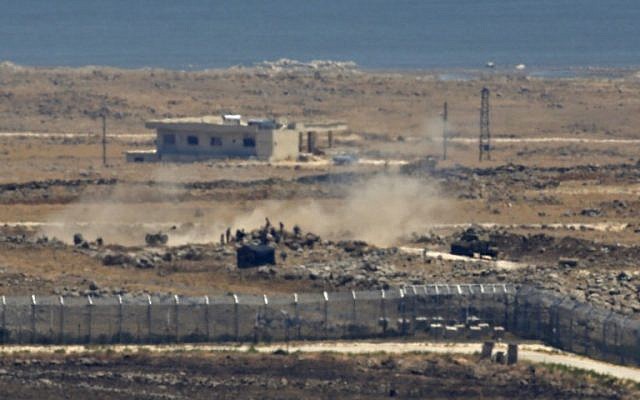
(450, 228, 498, 259)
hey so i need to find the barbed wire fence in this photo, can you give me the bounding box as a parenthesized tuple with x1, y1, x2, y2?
(511, 286, 640, 367)
(1, 284, 638, 367)
(0, 284, 513, 345)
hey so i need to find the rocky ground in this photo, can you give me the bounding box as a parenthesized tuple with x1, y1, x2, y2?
(1, 157, 640, 315)
(2, 64, 640, 395)
(2, 220, 639, 315)
(0, 350, 636, 399)
(2, 62, 640, 139)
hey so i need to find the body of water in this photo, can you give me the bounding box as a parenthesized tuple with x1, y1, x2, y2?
(1, 0, 639, 70)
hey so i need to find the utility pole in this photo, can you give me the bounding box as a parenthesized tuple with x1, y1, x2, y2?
(479, 87, 491, 161)
(101, 114, 107, 167)
(442, 101, 448, 160)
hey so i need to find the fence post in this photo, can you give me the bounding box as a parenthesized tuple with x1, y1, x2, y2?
(204, 296, 210, 342)
(116, 295, 123, 343)
(380, 289, 387, 335)
(635, 322, 640, 365)
(585, 305, 595, 356)
(454, 284, 461, 321)
(619, 316, 629, 364)
(410, 286, 418, 336)
(233, 294, 239, 341)
(536, 295, 542, 337)
(174, 294, 180, 343)
(549, 297, 562, 346)
(293, 293, 300, 339)
(146, 295, 152, 343)
(602, 310, 614, 354)
(444, 284, 451, 320)
(283, 308, 290, 347)
(466, 284, 474, 323)
(86, 295, 93, 344)
(351, 290, 357, 335)
(502, 285, 510, 330)
(512, 285, 520, 334)
(523, 295, 531, 335)
(262, 294, 269, 342)
(399, 288, 407, 336)
(1, 296, 6, 344)
(58, 296, 64, 344)
(323, 291, 329, 339)
(31, 294, 37, 344)
(568, 302, 581, 352)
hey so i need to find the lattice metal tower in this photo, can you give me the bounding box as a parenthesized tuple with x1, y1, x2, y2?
(442, 101, 448, 160)
(479, 87, 491, 161)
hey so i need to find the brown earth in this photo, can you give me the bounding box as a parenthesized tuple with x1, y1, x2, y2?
(1, 63, 640, 139)
(0, 350, 637, 399)
(1, 66, 640, 312)
(2, 65, 640, 395)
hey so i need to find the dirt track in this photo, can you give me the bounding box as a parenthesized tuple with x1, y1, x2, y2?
(2, 341, 639, 384)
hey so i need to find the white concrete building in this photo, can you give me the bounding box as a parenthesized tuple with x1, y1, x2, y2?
(126, 115, 300, 162)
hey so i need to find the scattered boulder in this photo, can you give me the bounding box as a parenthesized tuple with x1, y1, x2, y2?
(580, 208, 602, 217)
(558, 258, 579, 268)
(101, 251, 132, 266)
(135, 256, 154, 269)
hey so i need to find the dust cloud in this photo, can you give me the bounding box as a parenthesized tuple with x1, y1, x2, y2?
(39, 172, 444, 247)
(232, 174, 442, 246)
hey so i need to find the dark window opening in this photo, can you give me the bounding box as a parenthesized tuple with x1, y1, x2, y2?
(243, 137, 256, 147)
(187, 135, 199, 146)
(163, 134, 176, 145)
(210, 137, 222, 146)
(134, 157, 144, 163)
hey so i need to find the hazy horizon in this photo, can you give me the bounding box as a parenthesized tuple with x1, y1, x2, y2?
(2, 0, 640, 70)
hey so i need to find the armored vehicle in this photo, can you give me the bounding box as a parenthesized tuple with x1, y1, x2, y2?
(450, 228, 498, 259)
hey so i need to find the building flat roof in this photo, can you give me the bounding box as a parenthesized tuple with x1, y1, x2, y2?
(146, 115, 238, 129)
(146, 115, 348, 133)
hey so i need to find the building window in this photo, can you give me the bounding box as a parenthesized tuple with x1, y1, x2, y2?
(210, 137, 222, 146)
(243, 137, 256, 147)
(163, 134, 176, 145)
(187, 135, 199, 146)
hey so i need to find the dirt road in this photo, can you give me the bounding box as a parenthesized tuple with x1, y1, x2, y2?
(1, 341, 638, 383)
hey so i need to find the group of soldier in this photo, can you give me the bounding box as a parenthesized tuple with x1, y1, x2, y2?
(220, 218, 302, 247)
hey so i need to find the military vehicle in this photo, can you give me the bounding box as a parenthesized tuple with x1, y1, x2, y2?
(145, 232, 168, 246)
(450, 228, 498, 259)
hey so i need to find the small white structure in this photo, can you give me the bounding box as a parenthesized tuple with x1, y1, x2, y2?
(127, 115, 300, 162)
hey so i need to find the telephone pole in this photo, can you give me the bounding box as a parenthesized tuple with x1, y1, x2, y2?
(101, 114, 107, 167)
(479, 87, 491, 161)
(442, 101, 448, 160)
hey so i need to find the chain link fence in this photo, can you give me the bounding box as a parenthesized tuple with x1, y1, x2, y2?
(1, 284, 638, 367)
(512, 286, 640, 367)
(0, 284, 513, 345)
